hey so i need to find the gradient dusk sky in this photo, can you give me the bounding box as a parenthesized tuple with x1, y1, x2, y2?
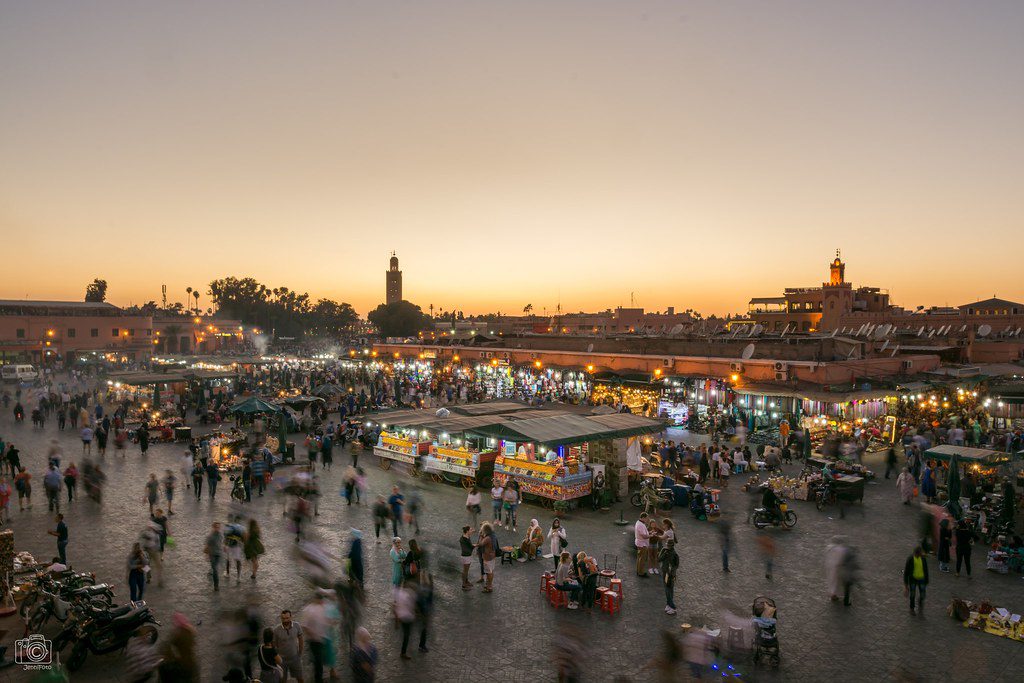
(1, 1, 1022, 317)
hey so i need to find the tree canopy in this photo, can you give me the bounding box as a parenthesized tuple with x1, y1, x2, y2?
(368, 300, 433, 338)
(84, 278, 108, 302)
(207, 276, 358, 337)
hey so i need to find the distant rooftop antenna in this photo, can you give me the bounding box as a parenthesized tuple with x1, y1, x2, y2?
(977, 324, 992, 337)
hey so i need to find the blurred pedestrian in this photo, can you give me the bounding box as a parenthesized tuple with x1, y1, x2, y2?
(204, 521, 224, 591)
(244, 518, 266, 580)
(903, 546, 929, 614)
(757, 533, 776, 580)
(350, 627, 377, 683)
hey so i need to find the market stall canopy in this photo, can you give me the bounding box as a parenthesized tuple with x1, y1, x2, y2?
(186, 369, 240, 381)
(451, 401, 534, 416)
(312, 383, 346, 397)
(733, 383, 895, 403)
(924, 445, 1010, 465)
(229, 397, 283, 415)
(108, 372, 187, 386)
(470, 413, 666, 447)
(283, 395, 326, 411)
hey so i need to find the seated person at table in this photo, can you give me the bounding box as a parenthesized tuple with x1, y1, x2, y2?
(555, 551, 581, 609)
(519, 519, 544, 561)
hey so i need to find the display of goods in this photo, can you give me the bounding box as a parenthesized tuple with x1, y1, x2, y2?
(496, 474, 591, 501)
(0, 530, 12, 578)
(432, 446, 474, 466)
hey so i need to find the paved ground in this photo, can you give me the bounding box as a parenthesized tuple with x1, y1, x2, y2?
(1, 404, 1023, 682)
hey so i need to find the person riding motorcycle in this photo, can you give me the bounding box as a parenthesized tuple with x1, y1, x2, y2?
(761, 485, 782, 523)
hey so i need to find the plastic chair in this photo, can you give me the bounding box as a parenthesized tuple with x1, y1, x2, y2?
(599, 554, 618, 588)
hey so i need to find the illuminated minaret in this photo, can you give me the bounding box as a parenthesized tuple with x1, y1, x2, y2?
(386, 252, 403, 305)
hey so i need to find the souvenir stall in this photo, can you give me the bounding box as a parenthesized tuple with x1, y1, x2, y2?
(208, 429, 249, 470)
(590, 372, 661, 416)
(471, 413, 666, 509)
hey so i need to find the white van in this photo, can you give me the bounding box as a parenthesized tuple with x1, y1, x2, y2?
(1, 364, 38, 382)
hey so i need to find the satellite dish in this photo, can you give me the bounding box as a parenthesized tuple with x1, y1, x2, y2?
(830, 329, 838, 338)
(917, 326, 925, 337)
(880, 340, 889, 351)
(586, 343, 594, 353)
(977, 324, 992, 337)
(669, 324, 684, 336)
(741, 343, 755, 360)
(751, 324, 764, 336)
(874, 324, 892, 339)
(958, 325, 967, 333)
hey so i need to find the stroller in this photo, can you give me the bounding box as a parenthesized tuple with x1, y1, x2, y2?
(752, 596, 780, 668)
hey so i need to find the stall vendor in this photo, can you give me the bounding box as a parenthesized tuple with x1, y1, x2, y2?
(519, 519, 544, 561)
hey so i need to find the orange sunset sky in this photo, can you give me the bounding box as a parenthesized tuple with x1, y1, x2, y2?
(1, 1, 1022, 317)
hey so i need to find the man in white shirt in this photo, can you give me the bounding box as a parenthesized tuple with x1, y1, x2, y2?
(635, 512, 651, 576)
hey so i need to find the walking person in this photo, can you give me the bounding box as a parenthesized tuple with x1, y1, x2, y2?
(191, 460, 204, 500)
(390, 537, 408, 596)
(465, 486, 481, 527)
(903, 546, 929, 614)
(476, 524, 496, 593)
(63, 462, 78, 503)
(490, 482, 504, 523)
(372, 496, 390, 544)
(954, 519, 976, 577)
(300, 592, 330, 683)
(387, 486, 405, 538)
(757, 533, 776, 580)
(459, 525, 475, 590)
(244, 519, 266, 580)
(43, 463, 62, 513)
(896, 467, 915, 504)
(206, 460, 221, 500)
(273, 610, 305, 683)
(15, 466, 32, 511)
(502, 482, 519, 531)
(659, 539, 679, 615)
(127, 542, 149, 602)
(884, 446, 897, 479)
(204, 522, 224, 591)
(80, 425, 93, 455)
(163, 469, 176, 514)
(635, 512, 651, 576)
(719, 518, 733, 572)
(145, 474, 159, 514)
(256, 628, 284, 683)
(350, 627, 377, 683)
(547, 518, 567, 573)
(394, 581, 417, 660)
(937, 519, 952, 572)
(47, 513, 69, 565)
(347, 528, 365, 588)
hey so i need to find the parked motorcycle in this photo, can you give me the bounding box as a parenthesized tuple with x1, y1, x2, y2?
(25, 584, 115, 631)
(230, 475, 246, 502)
(18, 570, 96, 619)
(53, 601, 159, 672)
(630, 479, 673, 511)
(752, 500, 798, 529)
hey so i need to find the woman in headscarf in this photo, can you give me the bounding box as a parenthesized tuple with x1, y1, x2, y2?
(921, 460, 938, 503)
(519, 519, 544, 561)
(896, 467, 915, 505)
(350, 626, 377, 683)
(937, 518, 952, 572)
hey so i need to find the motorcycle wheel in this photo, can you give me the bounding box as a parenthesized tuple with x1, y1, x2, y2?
(138, 623, 158, 644)
(783, 511, 798, 528)
(630, 493, 642, 508)
(815, 493, 825, 511)
(27, 605, 50, 632)
(752, 516, 767, 529)
(18, 590, 38, 618)
(67, 642, 88, 672)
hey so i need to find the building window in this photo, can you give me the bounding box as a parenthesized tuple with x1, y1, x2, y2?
(90, 329, 99, 338)
(129, 328, 135, 336)
(145, 329, 151, 336)
(16, 329, 25, 338)
(68, 328, 76, 338)
(112, 328, 119, 337)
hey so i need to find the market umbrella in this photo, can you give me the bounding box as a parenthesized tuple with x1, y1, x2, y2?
(945, 454, 962, 519)
(228, 397, 283, 415)
(278, 410, 288, 454)
(152, 383, 161, 409)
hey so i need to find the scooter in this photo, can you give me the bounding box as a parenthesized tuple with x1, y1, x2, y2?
(230, 475, 246, 502)
(54, 601, 159, 672)
(752, 500, 798, 529)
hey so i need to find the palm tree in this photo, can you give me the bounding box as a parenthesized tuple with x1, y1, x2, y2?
(186, 287, 193, 314)
(193, 290, 200, 313)
(523, 303, 533, 314)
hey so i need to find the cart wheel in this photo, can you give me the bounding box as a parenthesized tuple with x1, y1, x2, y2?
(461, 476, 475, 490)
(540, 497, 554, 509)
(378, 457, 391, 471)
(429, 473, 444, 484)
(410, 465, 422, 478)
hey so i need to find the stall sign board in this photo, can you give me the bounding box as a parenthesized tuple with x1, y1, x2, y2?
(373, 446, 418, 465)
(423, 458, 475, 476)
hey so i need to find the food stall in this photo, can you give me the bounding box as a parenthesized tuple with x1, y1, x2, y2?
(470, 413, 666, 509)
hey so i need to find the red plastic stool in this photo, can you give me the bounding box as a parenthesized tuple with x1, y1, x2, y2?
(601, 590, 621, 615)
(540, 572, 553, 592)
(609, 578, 623, 601)
(549, 585, 568, 609)
(596, 586, 609, 601)
(545, 579, 557, 600)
